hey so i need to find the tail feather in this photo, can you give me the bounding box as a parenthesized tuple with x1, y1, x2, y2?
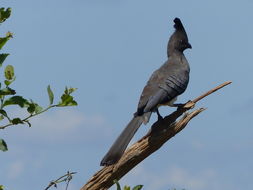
(100, 116, 143, 166)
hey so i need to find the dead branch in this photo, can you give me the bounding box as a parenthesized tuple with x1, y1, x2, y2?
(44, 171, 77, 190)
(81, 81, 232, 190)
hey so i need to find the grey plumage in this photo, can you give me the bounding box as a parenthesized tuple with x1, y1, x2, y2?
(100, 113, 151, 166)
(100, 18, 191, 166)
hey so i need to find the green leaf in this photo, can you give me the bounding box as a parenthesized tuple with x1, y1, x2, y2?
(27, 103, 35, 114)
(0, 185, 4, 190)
(27, 101, 43, 114)
(11, 118, 24, 125)
(58, 94, 77, 106)
(47, 85, 54, 105)
(0, 139, 8, 151)
(0, 109, 8, 121)
(34, 104, 43, 114)
(58, 94, 77, 107)
(4, 80, 11, 86)
(123, 186, 130, 190)
(0, 109, 8, 117)
(0, 87, 16, 95)
(0, 7, 11, 23)
(4, 78, 16, 86)
(132, 185, 143, 190)
(3, 96, 29, 108)
(64, 87, 77, 95)
(0, 32, 12, 50)
(0, 38, 8, 50)
(0, 53, 9, 67)
(68, 87, 77, 94)
(114, 180, 121, 190)
(4, 65, 15, 80)
(57, 87, 78, 107)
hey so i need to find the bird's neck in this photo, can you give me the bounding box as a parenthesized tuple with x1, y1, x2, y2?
(167, 49, 183, 58)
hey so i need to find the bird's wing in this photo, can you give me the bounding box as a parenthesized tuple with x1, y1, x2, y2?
(137, 60, 189, 114)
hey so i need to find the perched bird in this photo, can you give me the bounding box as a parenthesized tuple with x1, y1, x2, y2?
(101, 17, 192, 166)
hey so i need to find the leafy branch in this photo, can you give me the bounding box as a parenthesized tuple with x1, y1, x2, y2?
(0, 86, 77, 130)
(1, 6, 79, 190)
(0, 85, 77, 151)
(0, 7, 77, 152)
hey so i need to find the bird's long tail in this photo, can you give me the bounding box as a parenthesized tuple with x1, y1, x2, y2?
(100, 113, 151, 166)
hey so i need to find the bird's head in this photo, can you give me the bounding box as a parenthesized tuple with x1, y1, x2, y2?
(167, 18, 191, 57)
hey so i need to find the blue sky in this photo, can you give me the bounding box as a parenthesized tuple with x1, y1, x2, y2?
(1, 0, 253, 190)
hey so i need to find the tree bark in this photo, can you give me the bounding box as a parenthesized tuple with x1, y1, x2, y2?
(81, 81, 231, 190)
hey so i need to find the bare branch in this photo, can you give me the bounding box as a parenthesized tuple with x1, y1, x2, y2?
(44, 171, 77, 190)
(192, 81, 232, 103)
(81, 81, 232, 190)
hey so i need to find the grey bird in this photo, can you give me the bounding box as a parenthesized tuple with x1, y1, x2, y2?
(100, 18, 192, 166)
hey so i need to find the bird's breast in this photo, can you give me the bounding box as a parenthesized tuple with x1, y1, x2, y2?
(157, 96, 177, 107)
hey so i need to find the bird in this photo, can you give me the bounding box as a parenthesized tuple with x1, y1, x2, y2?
(100, 17, 192, 166)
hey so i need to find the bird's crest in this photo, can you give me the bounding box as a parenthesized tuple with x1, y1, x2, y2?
(173, 18, 184, 31)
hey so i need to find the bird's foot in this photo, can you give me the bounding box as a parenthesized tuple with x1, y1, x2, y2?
(173, 100, 195, 110)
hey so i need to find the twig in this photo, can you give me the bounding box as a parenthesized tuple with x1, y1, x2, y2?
(44, 171, 77, 190)
(0, 105, 57, 130)
(80, 81, 232, 190)
(192, 81, 232, 103)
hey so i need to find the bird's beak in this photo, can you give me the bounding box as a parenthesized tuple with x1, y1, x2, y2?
(187, 42, 192, 49)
